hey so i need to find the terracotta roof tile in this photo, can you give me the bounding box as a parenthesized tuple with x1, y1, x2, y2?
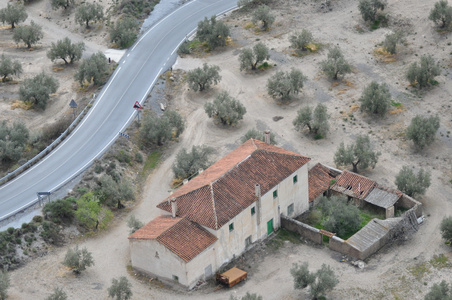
(157, 139, 311, 230)
(331, 170, 376, 199)
(308, 163, 338, 202)
(128, 215, 217, 262)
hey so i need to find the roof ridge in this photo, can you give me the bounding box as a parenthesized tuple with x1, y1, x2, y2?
(210, 183, 219, 229)
(157, 216, 183, 238)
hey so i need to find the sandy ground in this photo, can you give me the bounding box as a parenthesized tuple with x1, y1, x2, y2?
(4, 0, 452, 299)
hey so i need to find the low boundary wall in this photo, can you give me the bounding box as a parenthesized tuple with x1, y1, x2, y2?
(281, 215, 322, 244)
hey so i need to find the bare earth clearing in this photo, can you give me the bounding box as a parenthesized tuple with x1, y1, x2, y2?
(3, 0, 452, 299)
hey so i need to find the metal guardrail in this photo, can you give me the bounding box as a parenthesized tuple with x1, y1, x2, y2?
(0, 94, 96, 186)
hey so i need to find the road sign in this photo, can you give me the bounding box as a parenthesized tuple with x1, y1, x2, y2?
(133, 101, 143, 109)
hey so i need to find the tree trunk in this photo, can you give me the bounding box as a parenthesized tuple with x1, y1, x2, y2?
(85, 20, 90, 28)
(252, 62, 257, 70)
(27, 42, 32, 49)
(11, 22, 15, 29)
(63, 58, 68, 64)
(352, 161, 359, 173)
(2, 75, 7, 82)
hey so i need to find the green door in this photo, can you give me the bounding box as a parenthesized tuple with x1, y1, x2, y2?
(267, 219, 274, 235)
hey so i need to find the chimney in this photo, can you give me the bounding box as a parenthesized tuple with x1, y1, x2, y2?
(255, 184, 261, 198)
(183, 179, 189, 185)
(255, 184, 261, 225)
(170, 197, 177, 218)
(264, 130, 271, 144)
(198, 168, 204, 175)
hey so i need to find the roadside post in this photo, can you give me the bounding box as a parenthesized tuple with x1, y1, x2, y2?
(133, 101, 143, 121)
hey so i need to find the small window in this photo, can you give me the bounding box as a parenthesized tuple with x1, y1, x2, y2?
(273, 190, 278, 199)
(172, 275, 179, 282)
(287, 203, 294, 216)
(229, 223, 234, 232)
(245, 236, 252, 248)
(251, 206, 256, 215)
(293, 175, 298, 183)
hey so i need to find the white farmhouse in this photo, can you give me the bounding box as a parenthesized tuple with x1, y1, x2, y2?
(128, 139, 311, 289)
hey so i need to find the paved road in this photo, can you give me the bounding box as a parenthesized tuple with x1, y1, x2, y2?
(0, 0, 237, 222)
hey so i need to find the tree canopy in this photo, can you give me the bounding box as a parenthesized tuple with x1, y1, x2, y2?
(406, 115, 440, 150)
(241, 129, 276, 144)
(75, 3, 104, 28)
(75, 52, 108, 86)
(47, 37, 85, 64)
(406, 55, 440, 89)
(359, 81, 391, 116)
(293, 104, 329, 138)
(334, 135, 380, 173)
(62, 245, 95, 274)
(319, 46, 352, 80)
(358, 0, 387, 22)
(140, 110, 185, 147)
(172, 145, 215, 180)
(187, 63, 221, 92)
(239, 42, 270, 71)
(110, 17, 139, 49)
(51, 0, 75, 10)
(13, 21, 43, 48)
(290, 29, 313, 53)
(429, 0, 452, 28)
(19, 72, 59, 110)
(440, 217, 452, 245)
(0, 54, 22, 82)
(252, 5, 275, 30)
(196, 16, 230, 50)
(0, 3, 27, 29)
(291, 262, 339, 299)
(267, 68, 307, 100)
(108, 276, 133, 300)
(204, 91, 247, 126)
(0, 121, 29, 163)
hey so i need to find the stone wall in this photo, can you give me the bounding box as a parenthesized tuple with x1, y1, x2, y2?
(328, 236, 362, 259)
(397, 194, 422, 217)
(281, 215, 322, 244)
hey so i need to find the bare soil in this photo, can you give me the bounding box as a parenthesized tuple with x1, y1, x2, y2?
(4, 0, 452, 299)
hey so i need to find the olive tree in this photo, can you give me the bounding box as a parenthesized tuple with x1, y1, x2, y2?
(47, 37, 85, 64)
(187, 63, 221, 92)
(406, 115, 440, 150)
(108, 276, 132, 300)
(75, 193, 113, 231)
(0, 121, 29, 163)
(0, 3, 27, 29)
(19, 72, 59, 110)
(383, 31, 405, 54)
(267, 68, 307, 100)
(440, 217, 452, 244)
(140, 110, 184, 146)
(43, 198, 75, 224)
(322, 196, 362, 237)
(75, 52, 108, 86)
(239, 42, 270, 71)
(0, 54, 22, 82)
(395, 166, 431, 197)
(425, 281, 452, 300)
(291, 262, 339, 300)
(196, 16, 230, 50)
(51, 0, 75, 10)
(0, 270, 10, 300)
(290, 29, 313, 53)
(13, 21, 43, 49)
(45, 287, 68, 300)
(96, 174, 134, 209)
(75, 3, 104, 28)
(172, 145, 215, 180)
(241, 128, 276, 144)
(358, 0, 387, 22)
(429, 0, 452, 29)
(204, 91, 247, 126)
(110, 17, 139, 49)
(319, 46, 352, 80)
(334, 135, 381, 173)
(406, 55, 440, 89)
(293, 104, 329, 138)
(62, 245, 95, 274)
(359, 81, 391, 116)
(252, 5, 275, 30)
(127, 215, 144, 234)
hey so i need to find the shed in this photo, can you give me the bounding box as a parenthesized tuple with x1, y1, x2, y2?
(364, 188, 401, 218)
(217, 267, 247, 287)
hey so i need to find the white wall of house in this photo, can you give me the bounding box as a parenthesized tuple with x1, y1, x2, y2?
(129, 239, 217, 289)
(209, 163, 310, 268)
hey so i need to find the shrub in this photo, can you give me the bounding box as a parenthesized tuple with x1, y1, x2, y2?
(127, 215, 144, 234)
(45, 287, 68, 300)
(62, 245, 94, 274)
(395, 166, 431, 197)
(43, 199, 75, 224)
(383, 31, 404, 54)
(19, 72, 59, 110)
(359, 81, 391, 116)
(186, 63, 221, 92)
(319, 46, 352, 80)
(425, 280, 452, 300)
(172, 145, 215, 180)
(204, 91, 247, 126)
(0, 270, 10, 300)
(406, 55, 440, 89)
(40, 221, 62, 245)
(406, 115, 440, 150)
(108, 276, 133, 300)
(196, 16, 230, 50)
(358, 0, 387, 22)
(267, 68, 307, 100)
(291, 262, 338, 299)
(110, 17, 139, 49)
(440, 217, 452, 244)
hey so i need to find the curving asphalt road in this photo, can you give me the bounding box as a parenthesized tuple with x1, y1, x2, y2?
(0, 0, 238, 222)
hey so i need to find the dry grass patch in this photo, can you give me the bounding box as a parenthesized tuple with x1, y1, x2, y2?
(52, 66, 65, 72)
(374, 47, 396, 63)
(11, 100, 33, 110)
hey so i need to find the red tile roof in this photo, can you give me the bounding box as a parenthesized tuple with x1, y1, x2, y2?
(129, 215, 217, 262)
(157, 139, 311, 230)
(308, 163, 338, 202)
(330, 170, 376, 199)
